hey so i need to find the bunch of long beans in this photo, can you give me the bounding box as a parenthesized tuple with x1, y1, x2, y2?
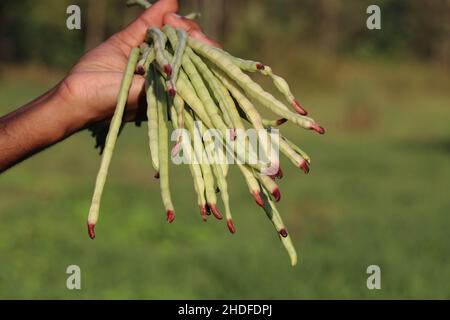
(87, 0, 325, 266)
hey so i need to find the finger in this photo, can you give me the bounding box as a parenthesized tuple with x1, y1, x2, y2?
(114, 0, 179, 49)
(163, 13, 222, 48)
(127, 75, 146, 111)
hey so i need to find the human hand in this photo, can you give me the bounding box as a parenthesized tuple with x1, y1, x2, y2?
(58, 0, 220, 126)
(0, 0, 220, 172)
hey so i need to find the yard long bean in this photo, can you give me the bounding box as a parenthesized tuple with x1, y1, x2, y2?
(85, 2, 326, 266)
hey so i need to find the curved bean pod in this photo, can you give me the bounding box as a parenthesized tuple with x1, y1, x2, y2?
(281, 135, 311, 164)
(278, 138, 310, 174)
(187, 37, 324, 134)
(148, 27, 172, 77)
(137, 43, 155, 75)
(167, 28, 188, 97)
(257, 173, 281, 203)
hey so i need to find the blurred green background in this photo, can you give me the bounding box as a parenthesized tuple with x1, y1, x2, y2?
(1, 0, 449, 299)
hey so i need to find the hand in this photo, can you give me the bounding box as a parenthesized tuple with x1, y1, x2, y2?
(58, 0, 220, 125)
(0, 0, 220, 172)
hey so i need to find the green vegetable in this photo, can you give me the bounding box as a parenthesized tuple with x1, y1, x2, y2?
(155, 73, 175, 223)
(146, 65, 160, 173)
(85, 3, 326, 266)
(87, 47, 140, 239)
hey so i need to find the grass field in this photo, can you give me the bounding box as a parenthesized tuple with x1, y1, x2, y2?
(0, 57, 449, 299)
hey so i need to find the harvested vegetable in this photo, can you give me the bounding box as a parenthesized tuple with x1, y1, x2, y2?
(87, 1, 325, 266)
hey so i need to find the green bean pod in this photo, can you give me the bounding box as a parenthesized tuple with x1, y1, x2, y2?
(87, 47, 140, 239)
(263, 66, 308, 116)
(281, 135, 311, 164)
(163, 25, 237, 136)
(259, 184, 298, 266)
(164, 26, 226, 133)
(143, 48, 156, 75)
(148, 27, 172, 77)
(184, 111, 223, 220)
(262, 118, 288, 127)
(211, 156, 234, 233)
(278, 138, 310, 174)
(187, 37, 325, 134)
(188, 48, 244, 134)
(213, 48, 265, 73)
(170, 104, 208, 220)
(211, 47, 307, 115)
(257, 173, 281, 203)
(166, 28, 188, 97)
(173, 94, 185, 142)
(165, 27, 262, 172)
(194, 113, 235, 232)
(136, 43, 155, 75)
(159, 48, 214, 129)
(146, 66, 160, 173)
(212, 67, 280, 174)
(155, 74, 175, 223)
(236, 164, 264, 207)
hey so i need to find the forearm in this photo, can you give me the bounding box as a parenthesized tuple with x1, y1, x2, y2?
(0, 84, 90, 172)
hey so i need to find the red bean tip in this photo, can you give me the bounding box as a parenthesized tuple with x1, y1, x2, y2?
(164, 64, 173, 77)
(136, 65, 146, 75)
(276, 118, 288, 126)
(227, 219, 236, 234)
(277, 167, 284, 179)
(87, 223, 96, 240)
(209, 204, 223, 220)
(272, 188, 281, 202)
(168, 87, 177, 98)
(310, 123, 326, 135)
(200, 205, 208, 222)
(230, 129, 237, 140)
(279, 228, 288, 238)
(166, 210, 175, 223)
(256, 63, 265, 70)
(292, 100, 308, 116)
(299, 161, 310, 174)
(252, 191, 265, 207)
